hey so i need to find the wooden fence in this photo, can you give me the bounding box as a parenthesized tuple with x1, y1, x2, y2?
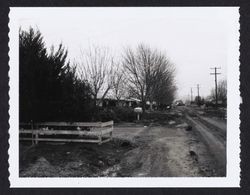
(19, 121, 113, 145)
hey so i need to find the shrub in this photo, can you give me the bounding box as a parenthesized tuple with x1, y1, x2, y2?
(94, 107, 136, 122)
(113, 107, 136, 122)
(95, 108, 118, 122)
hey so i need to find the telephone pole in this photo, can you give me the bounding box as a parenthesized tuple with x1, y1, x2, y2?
(197, 84, 200, 105)
(190, 87, 193, 103)
(210, 67, 221, 107)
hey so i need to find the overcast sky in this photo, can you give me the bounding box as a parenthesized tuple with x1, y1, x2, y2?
(16, 7, 238, 99)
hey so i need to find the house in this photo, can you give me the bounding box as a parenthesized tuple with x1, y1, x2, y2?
(96, 97, 141, 108)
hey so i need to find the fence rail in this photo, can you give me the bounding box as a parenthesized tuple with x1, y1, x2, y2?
(19, 121, 113, 145)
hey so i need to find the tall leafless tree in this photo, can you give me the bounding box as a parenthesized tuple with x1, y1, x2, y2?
(122, 44, 176, 111)
(210, 79, 227, 105)
(111, 65, 127, 101)
(79, 45, 113, 106)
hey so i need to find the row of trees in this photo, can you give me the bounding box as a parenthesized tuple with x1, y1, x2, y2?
(78, 44, 176, 111)
(20, 27, 176, 122)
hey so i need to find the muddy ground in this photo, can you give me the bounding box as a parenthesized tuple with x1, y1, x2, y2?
(19, 139, 135, 177)
(19, 106, 226, 177)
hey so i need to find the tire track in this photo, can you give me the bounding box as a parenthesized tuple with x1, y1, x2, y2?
(181, 107, 226, 176)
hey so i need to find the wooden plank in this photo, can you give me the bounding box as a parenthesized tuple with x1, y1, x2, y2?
(110, 131, 113, 140)
(100, 137, 111, 144)
(101, 121, 114, 127)
(20, 121, 113, 128)
(20, 129, 103, 136)
(20, 127, 113, 135)
(20, 136, 35, 140)
(98, 135, 102, 145)
(20, 137, 100, 143)
(35, 122, 103, 127)
(19, 122, 32, 126)
(35, 131, 38, 144)
(100, 128, 113, 135)
(37, 121, 113, 127)
(19, 129, 34, 134)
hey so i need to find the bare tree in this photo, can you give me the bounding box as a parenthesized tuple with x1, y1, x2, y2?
(122, 44, 176, 111)
(79, 45, 113, 106)
(122, 46, 146, 110)
(210, 79, 227, 105)
(111, 65, 127, 101)
(147, 51, 176, 106)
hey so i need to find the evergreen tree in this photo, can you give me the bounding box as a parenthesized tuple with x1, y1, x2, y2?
(19, 27, 93, 122)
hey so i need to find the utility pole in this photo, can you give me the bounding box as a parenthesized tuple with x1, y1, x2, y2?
(190, 87, 193, 103)
(191, 87, 193, 102)
(210, 67, 221, 107)
(197, 84, 200, 106)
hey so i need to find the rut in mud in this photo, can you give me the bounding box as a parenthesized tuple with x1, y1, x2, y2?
(180, 106, 226, 176)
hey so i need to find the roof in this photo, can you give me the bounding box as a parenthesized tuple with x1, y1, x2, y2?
(96, 97, 141, 102)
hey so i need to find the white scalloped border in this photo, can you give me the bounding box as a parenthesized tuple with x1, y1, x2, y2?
(8, 7, 240, 188)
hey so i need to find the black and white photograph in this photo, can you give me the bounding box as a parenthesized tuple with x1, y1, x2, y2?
(8, 7, 240, 187)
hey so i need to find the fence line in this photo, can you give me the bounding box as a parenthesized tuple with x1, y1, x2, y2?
(19, 121, 113, 145)
(20, 121, 110, 127)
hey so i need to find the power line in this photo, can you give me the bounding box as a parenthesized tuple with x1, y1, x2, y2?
(210, 67, 221, 107)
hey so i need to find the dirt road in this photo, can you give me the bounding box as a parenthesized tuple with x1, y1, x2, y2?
(115, 107, 226, 177)
(180, 106, 226, 176)
(116, 125, 204, 177)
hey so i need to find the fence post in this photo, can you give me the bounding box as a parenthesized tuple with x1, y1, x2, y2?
(110, 124, 113, 140)
(98, 133, 102, 145)
(35, 130, 39, 144)
(31, 120, 34, 145)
